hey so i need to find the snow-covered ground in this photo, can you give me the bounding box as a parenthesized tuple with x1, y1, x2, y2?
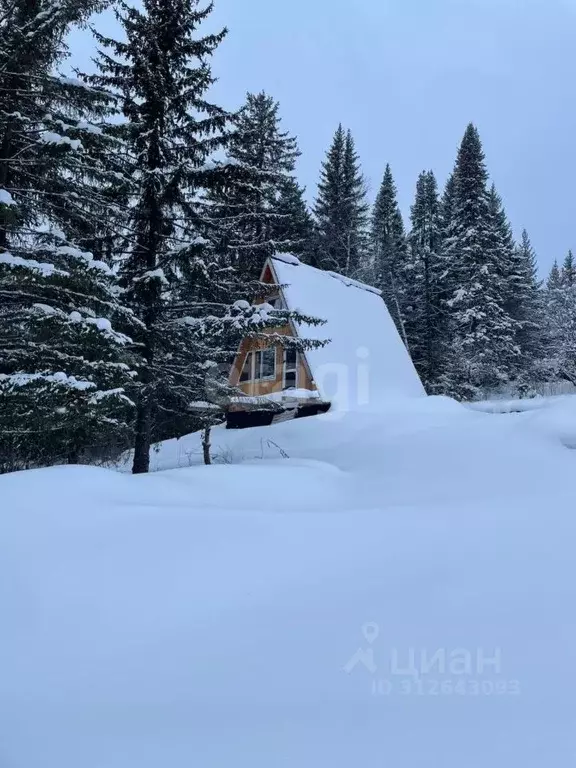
(2, 395, 576, 767)
(468, 393, 575, 414)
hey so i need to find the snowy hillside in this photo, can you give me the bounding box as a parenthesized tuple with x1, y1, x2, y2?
(2, 396, 576, 767)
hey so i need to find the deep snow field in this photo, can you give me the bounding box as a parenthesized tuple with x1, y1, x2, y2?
(2, 395, 576, 767)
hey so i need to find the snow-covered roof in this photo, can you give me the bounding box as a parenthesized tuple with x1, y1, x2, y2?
(269, 254, 425, 410)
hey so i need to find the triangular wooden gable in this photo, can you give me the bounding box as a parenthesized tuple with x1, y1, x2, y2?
(229, 258, 317, 397)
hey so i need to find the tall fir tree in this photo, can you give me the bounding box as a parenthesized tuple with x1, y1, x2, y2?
(213, 91, 300, 281)
(404, 170, 445, 389)
(485, 184, 522, 379)
(87, 9, 325, 471)
(271, 177, 315, 262)
(314, 124, 345, 271)
(442, 124, 518, 397)
(371, 163, 408, 336)
(542, 252, 576, 386)
(314, 125, 369, 276)
(435, 170, 459, 367)
(0, 239, 139, 472)
(0, 0, 141, 472)
(562, 250, 575, 286)
(0, 0, 124, 251)
(341, 129, 369, 276)
(510, 229, 544, 382)
(547, 259, 562, 289)
(86, 0, 240, 473)
(439, 171, 457, 242)
(543, 268, 576, 386)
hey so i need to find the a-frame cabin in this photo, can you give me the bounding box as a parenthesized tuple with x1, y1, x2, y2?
(227, 254, 424, 429)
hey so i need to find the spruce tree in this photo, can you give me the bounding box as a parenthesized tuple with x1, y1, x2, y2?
(314, 125, 345, 272)
(436, 171, 458, 339)
(439, 172, 457, 243)
(0, 0, 141, 471)
(0, 0, 123, 251)
(485, 184, 522, 379)
(511, 230, 544, 379)
(562, 250, 575, 286)
(214, 91, 300, 280)
(341, 130, 369, 276)
(404, 170, 445, 389)
(0, 237, 138, 472)
(314, 126, 369, 276)
(87, 4, 325, 472)
(543, 253, 576, 386)
(85, 0, 237, 473)
(547, 260, 562, 289)
(487, 184, 516, 283)
(271, 177, 315, 262)
(543, 272, 576, 386)
(442, 124, 518, 397)
(371, 164, 407, 334)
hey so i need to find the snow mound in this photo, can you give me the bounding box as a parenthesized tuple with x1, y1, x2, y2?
(521, 396, 576, 449)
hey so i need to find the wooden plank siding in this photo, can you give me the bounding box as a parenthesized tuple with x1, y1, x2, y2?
(230, 264, 317, 397)
(228, 258, 323, 409)
(229, 327, 314, 397)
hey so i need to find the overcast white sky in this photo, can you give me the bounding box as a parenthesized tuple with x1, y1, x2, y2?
(68, 0, 576, 274)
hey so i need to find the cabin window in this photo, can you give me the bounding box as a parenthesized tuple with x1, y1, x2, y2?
(255, 348, 276, 380)
(284, 348, 297, 368)
(283, 348, 299, 390)
(284, 371, 297, 389)
(239, 352, 253, 382)
(239, 347, 277, 383)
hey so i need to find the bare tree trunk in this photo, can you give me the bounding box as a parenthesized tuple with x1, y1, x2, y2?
(130, 138, 162, 477)
(132, 323, 155, 474)
(132, 399, 151, 474)
(202, 427, 212, 466)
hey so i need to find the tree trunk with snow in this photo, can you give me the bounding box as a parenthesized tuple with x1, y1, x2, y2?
(202, 427, 212, 466)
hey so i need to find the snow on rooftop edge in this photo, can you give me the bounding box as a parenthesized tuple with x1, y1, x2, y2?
(269, 255, 425, 408)
(272, 252, 301, 266)
(272, 253, 382, 296)
(326, 271, 382, 296)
